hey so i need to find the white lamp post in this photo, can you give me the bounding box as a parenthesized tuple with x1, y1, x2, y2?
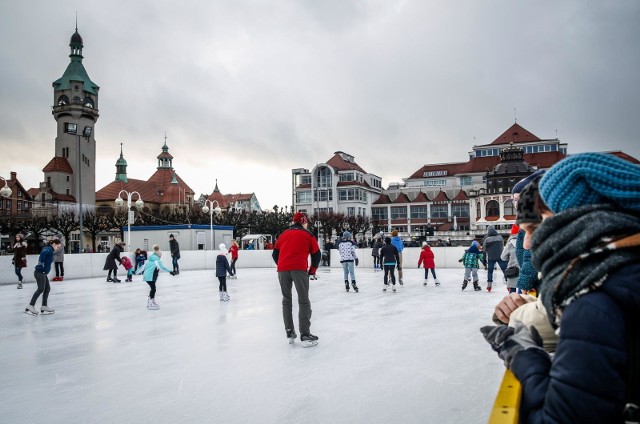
(0, 177, 12, 198)
(115, 190, 144, 252)
(202, 200, 221, 249)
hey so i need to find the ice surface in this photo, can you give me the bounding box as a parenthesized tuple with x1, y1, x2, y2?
(0, 267, 506, 423)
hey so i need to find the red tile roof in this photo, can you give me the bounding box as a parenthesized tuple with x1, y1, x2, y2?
(326, 154, 366, 173)
(452, 189, 469, 201)
(42, 157, 73, 173)
(393, 193, 411, 203)
(607, 151, 640, 164)
(485, 123, 541, 146)
(372, 194, 392, 205)
(432, 190, 450, 202)
(412, 191, 430, 202)
(407, 162, 467, 179)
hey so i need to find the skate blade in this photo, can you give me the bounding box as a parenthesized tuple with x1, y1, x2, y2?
(40, 311, 55, 315)
(288, 338, 295, 344)
(301, 340, 318, 348)
(24, 310, 38, 316)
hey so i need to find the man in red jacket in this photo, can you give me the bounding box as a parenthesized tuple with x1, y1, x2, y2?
(272, 212, 322, 347)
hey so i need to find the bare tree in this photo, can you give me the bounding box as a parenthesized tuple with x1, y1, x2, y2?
(48, 210, 79, 253)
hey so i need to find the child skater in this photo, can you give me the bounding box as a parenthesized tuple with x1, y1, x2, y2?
(460, 240, 482, 291)
(228, 239, 239, 279)
(417, 241, 440, 286)
(141, 245, 175, 310)
(379, 236, 400, 292)
(216, 243, 232, 301)
(121, 255, 134, 282)
(371, 237, 383, 271)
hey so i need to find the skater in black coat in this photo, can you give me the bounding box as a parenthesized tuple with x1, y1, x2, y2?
(104, 242, 125, 282)
(379, 237, 400, 292)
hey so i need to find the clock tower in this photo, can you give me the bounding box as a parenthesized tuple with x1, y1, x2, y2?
(49, 25, 100, 206)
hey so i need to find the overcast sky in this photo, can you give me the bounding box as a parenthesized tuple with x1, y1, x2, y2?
(1, 0, 639, 210)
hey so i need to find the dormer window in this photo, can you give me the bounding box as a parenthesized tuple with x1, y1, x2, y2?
(57, 95, 69, 105)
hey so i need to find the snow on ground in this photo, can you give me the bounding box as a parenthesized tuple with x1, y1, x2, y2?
(0, 266, 507, 424)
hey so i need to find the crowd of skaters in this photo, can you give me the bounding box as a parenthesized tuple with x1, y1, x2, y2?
(11, 152, 640, 420)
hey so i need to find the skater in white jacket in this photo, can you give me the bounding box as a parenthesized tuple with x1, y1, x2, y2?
(338, 231, 359, 292)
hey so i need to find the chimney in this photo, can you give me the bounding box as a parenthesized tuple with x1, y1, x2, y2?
(10, 171, 16, 180)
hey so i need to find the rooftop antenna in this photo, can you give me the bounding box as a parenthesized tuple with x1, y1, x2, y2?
(75, 12, 78, 31)
(164, 131, 167, 144)
(514, 107, 517, 123)
(555, 129, 558, 139)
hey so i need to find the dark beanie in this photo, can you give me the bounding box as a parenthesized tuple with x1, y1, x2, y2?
(516, 178, 542, 225)
(512, 169, 546, 195)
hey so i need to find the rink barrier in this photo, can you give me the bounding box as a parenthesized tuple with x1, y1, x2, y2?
(488, 369, 521, 424)
(0, 246, 470, 285)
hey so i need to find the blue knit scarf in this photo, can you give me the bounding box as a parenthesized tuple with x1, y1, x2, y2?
(531, 204, 640, 328)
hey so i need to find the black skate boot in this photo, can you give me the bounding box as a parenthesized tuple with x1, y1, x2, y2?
(286, 329, 297, 344)
(462, 279, 468, 291)
(351, 281, 359, 293)
(300, 333, 319, 348)
(473, 281, 481, 291)
(345, 281, 350, 292)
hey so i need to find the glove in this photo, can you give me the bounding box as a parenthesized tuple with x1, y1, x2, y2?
(11, 260, 15, 265)
(354, 258, 359, 266)
(480, 321, 544, 368)
(169, 271, 176, 276)
(308, 266, 317, 277)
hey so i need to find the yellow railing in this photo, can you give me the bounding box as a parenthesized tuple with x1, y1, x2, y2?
(488, 369, 521, 424)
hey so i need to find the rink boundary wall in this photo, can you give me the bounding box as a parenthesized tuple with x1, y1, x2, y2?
(0, 246, 471, 285)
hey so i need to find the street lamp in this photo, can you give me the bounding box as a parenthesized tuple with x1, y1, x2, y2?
(202, 199, 222, 249)
(0, 177, 12, 198)
(65, 121, 93, 252)
(115, 190, 144, 252)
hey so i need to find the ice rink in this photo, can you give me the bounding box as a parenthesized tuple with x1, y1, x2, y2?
(0, 266, 506, 424)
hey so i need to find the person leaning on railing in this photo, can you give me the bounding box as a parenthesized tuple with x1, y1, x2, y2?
(481, 153, 640, 423)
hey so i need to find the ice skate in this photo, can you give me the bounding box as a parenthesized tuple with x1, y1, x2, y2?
(223, 292, 230, 301)
(286, 329, 297, 344)
(40, 305, 55, 315)
(17, 282, 23, 289)
(345, 281, 350, 292)
(392, 284, 397, 292)
(125, 277, 132, 282)
(24, 305, 38, 316)
(462, 279, 468, 291)
(113, 278, 122, 283)
(148, 299, 160, 310)
(424, 279, 428, 286)
(300, 333, 319, 348)
(486, 286, 492, 292)
(219, 292, 224, 301)
(106, 277, 114, 282)
(473, 281, 481, 291)
(351, 281, 359, 293)
(309, 274, 318, 280)
(435, 279, 441, 286)
(383, 283, 388, 292)
(52, 276, 60, 281)
(399, 278, 403, 286)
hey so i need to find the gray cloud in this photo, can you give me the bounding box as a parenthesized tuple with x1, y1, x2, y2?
(1, 0, 639, 210)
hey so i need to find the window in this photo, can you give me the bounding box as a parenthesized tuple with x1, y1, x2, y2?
(296, 191, 311, 203)
(338, 189, 367, 202)
(476, 201, 481, 218)
(347, 207, 355, 216)
(57, 95, 69, 105)
(314, 190, 333, 202)
(300, 175, 311, 185)
(17, 200, 21, 210)
(315, 167, 332, 187)
(486, 200, 500, 217)
(372, 207, 388, 220)
(459, 176, 472, 186)
(339, 173, 354, 182)
(504, 199, 515, 216)
(452, 204, 469, 217)
(410, 205, 428, 219)
(390, 206, 407, 219)
(430, 205, 448, 218)
(424, 179, 446, 187)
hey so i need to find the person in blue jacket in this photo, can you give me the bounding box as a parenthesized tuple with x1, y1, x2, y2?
(481, 153, 640, 423)
(25, 239, 62, 315)
(390, 230, 405, 284)
(142, 245, 175, 310)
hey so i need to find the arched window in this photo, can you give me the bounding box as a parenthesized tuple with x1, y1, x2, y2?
(83, 96, 94, 108)
(504, 199, 515, 216)
(72, 96, 82, 104)
(57, 95, 69, 105)
(476, 201, 481, 219)
(315, 166, 332, 187)
(486, 200, 500, 217)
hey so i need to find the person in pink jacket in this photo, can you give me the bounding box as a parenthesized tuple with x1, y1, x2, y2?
(417, 242, 440, 286)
